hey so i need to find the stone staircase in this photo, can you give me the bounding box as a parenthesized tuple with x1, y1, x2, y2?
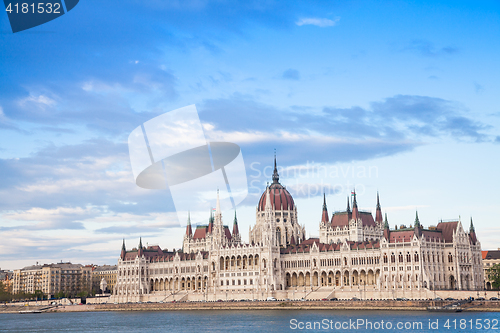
(162, 291, 188, 302)
(305, 287, 334, 300)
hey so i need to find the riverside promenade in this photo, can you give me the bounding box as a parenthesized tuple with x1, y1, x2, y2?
(2, 300, 500, 313)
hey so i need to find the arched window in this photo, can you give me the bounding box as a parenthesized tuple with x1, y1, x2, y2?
(399, 252, 403, 263)
(391, 253, 395, 263)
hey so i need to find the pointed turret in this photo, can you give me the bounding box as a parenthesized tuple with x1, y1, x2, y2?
(351, 190, 359, 220)
(346, 196, 351, 212)
(233, 211, 239, 236)
(138, 237, 143, 256)
(207, 208, 214, 233)
(272, 151, 279, 184)
(321, 193, 329, 224)
(215, 189, 221, 216)
(414, 211, 420, 228)
(120, 239, 126, 259)
(383, 213, 390, 240)
(185, 212, 192, 237)
(414, 211, 421, 237)
(375, 192, 383, 224)
(265, 186, 272, 211)
(469, 217, 477, 245)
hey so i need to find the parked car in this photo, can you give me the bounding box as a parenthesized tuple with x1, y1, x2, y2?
(489, 297, 498, 300)
(266, 297, 277, 301)
(329, 298, 338, 301)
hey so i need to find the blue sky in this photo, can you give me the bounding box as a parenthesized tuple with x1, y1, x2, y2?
(1, 0, 499, 270)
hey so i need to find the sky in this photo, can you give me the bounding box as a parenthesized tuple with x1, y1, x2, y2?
(1, 0, 499, 271)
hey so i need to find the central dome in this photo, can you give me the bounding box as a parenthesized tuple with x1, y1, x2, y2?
(257, 157, 295, 211)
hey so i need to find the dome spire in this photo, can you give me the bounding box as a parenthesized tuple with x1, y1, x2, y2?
(272, 150, 279, 183)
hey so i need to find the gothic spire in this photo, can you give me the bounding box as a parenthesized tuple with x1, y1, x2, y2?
(265, 186, 272, 211)
(414, 211, 420, 228)
(138, 237, 143, 249)
(375, 191, 383, 223)
(216, 189, 221, 216)
(469, 217, 477, 245)
(120, 238, 126, 260)
(383, 213, 390, 240)
(186, 211, 192, 237)
(346, 196, 351, 212)
(272, 150, 279, 184)
(321, 193, 329, 224)
(351, 190, 358, 219)
(233, 211, 239, 235)
(208, 208, 214, 233)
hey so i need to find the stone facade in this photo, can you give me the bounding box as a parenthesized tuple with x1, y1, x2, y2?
(13, 263, 92, 297)
(92, 265, 117, 294)
(113, 159, 484, 302)
(482, 250, 500, 290)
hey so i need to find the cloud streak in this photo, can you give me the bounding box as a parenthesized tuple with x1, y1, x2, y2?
(296, 17, 340, 27)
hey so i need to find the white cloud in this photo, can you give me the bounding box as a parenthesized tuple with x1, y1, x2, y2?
(18, 94, 57, 109)
(296, 17, 340, 27)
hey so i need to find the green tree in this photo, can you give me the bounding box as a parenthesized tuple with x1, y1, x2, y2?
(0, 281, 12, 302)
(33, 290, 44, 300)
(487, 263, 500, 289)
(55, 291, 65, 299)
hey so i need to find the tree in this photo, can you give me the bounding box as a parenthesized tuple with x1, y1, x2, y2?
(0, 281, 12, 302)
(487, 263, 500, 290)
(55, 291, 66, 299)
(33, 290, 44, 300)
(77, 291, 88, 298)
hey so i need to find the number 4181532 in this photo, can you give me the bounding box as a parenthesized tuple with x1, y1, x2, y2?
(5, 2, 61, 14)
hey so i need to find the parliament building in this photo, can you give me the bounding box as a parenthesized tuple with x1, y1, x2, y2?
(112, 158, 484, 302)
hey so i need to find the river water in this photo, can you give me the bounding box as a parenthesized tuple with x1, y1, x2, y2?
(0, 310, 499, 332)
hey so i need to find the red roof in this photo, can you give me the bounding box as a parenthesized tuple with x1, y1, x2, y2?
(483, 250, 500, 260)
(331, 211, 376, 228)
(193, 226, 208, 240)
(389, 230, 415, 243)
(436, 221, 458, 243)
(420, 230, 442, 242)
(192, 225, 232, 240)
(258, 183, 295, 211)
